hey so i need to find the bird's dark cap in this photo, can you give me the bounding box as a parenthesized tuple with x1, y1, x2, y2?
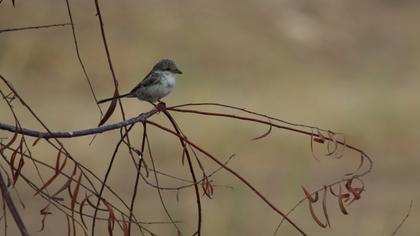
(153, 59, 182, 74)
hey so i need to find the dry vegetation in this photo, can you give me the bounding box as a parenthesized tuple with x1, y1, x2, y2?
(1, 0, 419, 235)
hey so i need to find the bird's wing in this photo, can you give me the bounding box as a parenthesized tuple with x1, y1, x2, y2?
(130, 71, 161, 94)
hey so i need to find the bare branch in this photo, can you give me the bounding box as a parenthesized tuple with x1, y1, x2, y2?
(391, 200, 413, 236)
(0, 172, 30, 236)
(0, 23, 71, 34)
(64, 0, 103, 116)
(0, 110, 157, 138)
(145, 120, 308, 236)
(1, 71, 374, 235)
(160, 110, 202, 235)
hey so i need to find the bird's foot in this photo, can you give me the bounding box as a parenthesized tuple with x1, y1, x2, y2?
(149, 101, 166, 112)
(156, 101, 166, 111)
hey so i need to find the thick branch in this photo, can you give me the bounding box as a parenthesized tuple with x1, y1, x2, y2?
(0, 172, 30, 236)
(0, 110, 157, 139)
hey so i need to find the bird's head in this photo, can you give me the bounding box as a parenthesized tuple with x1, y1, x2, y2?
(153, 59, 182, 74)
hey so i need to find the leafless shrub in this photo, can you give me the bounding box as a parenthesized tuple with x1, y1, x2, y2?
(0, 1, 374, 236)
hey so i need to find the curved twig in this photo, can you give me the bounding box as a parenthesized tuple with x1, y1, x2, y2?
(145, 120, 308, 236)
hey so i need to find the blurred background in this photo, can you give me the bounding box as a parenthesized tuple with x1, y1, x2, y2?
(1, 0, 419, 235)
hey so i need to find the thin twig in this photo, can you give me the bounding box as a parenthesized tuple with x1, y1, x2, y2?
(146, 120, 308, 236)
(1, 72, 151, 234)
(167, 107, 373, 177)
(0, 145, 151, 229)
(128, 122, 147, 236)
(1, 75, 373, 235)
(0, 23, 71, 34)
(162, 110, 202, 236)
(1, 151, 157, 235)
(0, 75, 110, 212)
(92, 0, 138, 189)
(91, 124, 135, 235)
(145, 129, 182, 233)
(64, 0, 103, 115)
(391, 200, 413, 236)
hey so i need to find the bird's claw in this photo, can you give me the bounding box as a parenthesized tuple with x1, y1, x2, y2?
(148, 101, 166, 112)
(156, 101, 166, 111)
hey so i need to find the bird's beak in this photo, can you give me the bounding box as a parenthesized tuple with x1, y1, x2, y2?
(172, 68, 182, 74)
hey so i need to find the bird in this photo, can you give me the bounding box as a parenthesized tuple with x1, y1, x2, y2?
(97, 59, 182, 105)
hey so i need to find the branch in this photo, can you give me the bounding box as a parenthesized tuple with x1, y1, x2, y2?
(0, 23, 71, 34)
(161, 110, 201, 235)
(64, 0, 103, 115)
(0, 172, 30, 236)
(391, 200, 413, 236)
(0, 110, 157, 138)
(145, 120, 308, 236)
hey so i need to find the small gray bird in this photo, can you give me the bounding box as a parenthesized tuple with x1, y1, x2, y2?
(97, 59, 182, 104)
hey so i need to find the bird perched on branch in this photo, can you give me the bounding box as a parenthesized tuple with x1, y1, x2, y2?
(97, 59, 182, 104)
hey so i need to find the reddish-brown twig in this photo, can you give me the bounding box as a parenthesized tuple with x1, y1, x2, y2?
(145, 120, 308, 236)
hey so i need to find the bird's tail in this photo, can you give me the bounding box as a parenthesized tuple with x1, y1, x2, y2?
(97, 93, 131, 104)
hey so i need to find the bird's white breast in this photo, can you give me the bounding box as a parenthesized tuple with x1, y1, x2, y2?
(161, 71, 176, 88)
(138, 71, 176, 102)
